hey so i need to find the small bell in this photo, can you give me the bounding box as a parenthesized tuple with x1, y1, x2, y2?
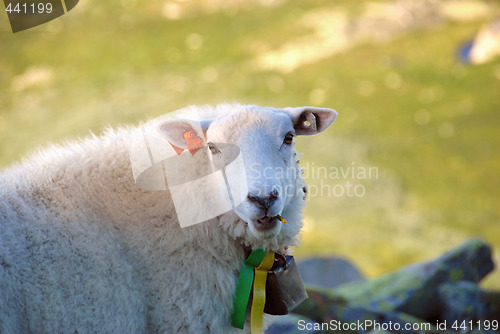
(264, 254, 308, 315)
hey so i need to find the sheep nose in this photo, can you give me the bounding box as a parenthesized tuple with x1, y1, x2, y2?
(247, 189, 279, 210)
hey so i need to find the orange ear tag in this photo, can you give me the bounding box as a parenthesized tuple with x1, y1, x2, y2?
(184, 131, 204, 156)
(168, 131, 205, 156)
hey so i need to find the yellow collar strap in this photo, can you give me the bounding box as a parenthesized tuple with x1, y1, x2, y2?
(231, 249, 275, 333)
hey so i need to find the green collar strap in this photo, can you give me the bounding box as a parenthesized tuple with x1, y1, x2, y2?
(231, 248, 267, 329)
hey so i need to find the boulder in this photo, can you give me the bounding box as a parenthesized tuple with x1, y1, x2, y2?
(333, 238, 494, 320)
(438, 281, 500, 329)
(294, 288, 438, 334)
(291, 239, 497, 333)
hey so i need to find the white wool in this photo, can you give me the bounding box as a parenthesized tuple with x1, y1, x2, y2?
(0, 104, 336, 333)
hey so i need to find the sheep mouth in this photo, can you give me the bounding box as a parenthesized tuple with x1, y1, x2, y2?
(253, 215, 279, 231)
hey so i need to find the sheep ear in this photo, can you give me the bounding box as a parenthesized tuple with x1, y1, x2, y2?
(285, 107, 338, 135)
(157, 119, 210, 150)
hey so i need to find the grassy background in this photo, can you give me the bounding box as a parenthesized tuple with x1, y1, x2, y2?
(1, 0, 499, 288)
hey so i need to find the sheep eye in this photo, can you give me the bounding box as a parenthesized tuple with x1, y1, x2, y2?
(283, 132, 294, 145)
(208, 142, 220, 154)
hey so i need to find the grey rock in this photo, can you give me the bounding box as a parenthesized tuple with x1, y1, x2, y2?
(298, 257, 365, 289)
(334, 238, 495, 321)
(292, 239, 498, 334)
(293, 286, 439, 334)
(438, 281, 500, 326)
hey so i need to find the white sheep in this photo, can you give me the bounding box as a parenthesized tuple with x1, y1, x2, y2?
(0, 104, 337, 333)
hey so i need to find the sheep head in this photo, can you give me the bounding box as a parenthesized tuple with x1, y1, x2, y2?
(155, 104, 337, 244)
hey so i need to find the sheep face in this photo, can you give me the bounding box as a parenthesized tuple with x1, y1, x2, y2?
(213, 106, 337, 240)
(157, 105, 337, 242)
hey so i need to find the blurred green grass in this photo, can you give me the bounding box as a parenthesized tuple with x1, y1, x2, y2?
(1, 0, 499, 288)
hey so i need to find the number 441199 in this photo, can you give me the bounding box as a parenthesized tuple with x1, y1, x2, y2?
(5, 2, 53, 14)
(452, 320, 499, 331)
